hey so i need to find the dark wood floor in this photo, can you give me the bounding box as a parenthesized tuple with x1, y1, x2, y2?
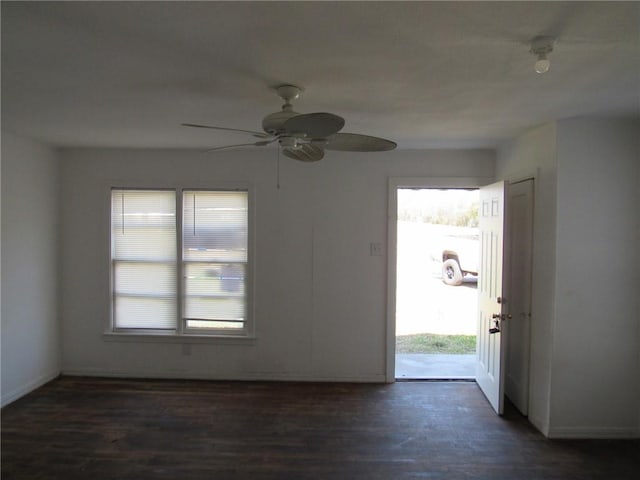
(1, 377, 638, 479)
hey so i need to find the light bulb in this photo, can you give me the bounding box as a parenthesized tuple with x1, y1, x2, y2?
(530, 36, 555, 74)
(534, 54, 550, 74)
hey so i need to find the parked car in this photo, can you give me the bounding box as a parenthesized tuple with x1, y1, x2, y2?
(441, 234, 479, 286)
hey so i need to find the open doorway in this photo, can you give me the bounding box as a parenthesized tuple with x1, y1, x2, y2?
(395, 188, 479, 380)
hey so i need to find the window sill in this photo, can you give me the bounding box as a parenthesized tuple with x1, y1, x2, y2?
(102, 332, 257, 345)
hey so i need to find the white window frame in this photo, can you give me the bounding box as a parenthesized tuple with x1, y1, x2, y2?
(104, 182, 255, 343)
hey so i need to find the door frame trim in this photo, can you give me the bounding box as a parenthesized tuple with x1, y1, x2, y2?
(386, 176, 494, 382)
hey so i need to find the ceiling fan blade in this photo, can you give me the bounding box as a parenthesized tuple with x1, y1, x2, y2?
(324, 132, 397, 152)
(182, 123, 270, 139)
(205, 140, 273, 153)
(282, 113, 345, 138)
(282, 143, 325, 162)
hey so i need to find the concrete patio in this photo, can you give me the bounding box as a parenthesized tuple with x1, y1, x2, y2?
(396, 353, 475, 380)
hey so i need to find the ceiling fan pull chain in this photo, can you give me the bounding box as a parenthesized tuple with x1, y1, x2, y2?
(276, 147, 281, 190)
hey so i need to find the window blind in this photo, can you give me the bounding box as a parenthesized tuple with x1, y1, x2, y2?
(111, 190, 177, 329)
(182, 190, 248, 331)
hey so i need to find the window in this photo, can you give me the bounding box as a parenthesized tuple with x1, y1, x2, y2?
(111, 190, 177, 330)
(182, 190, 248, 332)
(110, 188, 250, 337)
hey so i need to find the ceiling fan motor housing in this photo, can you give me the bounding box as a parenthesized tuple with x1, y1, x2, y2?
(262, 108, 300, 135)
(262, 84, 304, 135)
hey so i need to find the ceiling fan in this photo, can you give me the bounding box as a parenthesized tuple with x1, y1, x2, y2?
(182, 85, 397, 162)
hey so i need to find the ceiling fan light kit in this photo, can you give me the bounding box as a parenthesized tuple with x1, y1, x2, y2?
(182, 84, 397, 162)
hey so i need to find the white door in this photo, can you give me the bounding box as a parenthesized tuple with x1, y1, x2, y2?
(476, 181, 507, 414)
(504, 179, 534, 415)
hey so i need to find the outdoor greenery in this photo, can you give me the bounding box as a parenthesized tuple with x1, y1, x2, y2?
(398, 189, 478, 228)
(398, 205, 478, 227)
(396, 334, 476, 354)
(397, 188, 479, 227)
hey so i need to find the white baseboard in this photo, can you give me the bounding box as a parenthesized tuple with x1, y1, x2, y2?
(527, 414, 550, 437)
(61, 367, 386, 384)
(1, 370, 60, 408)
(548, 426, 639, 439)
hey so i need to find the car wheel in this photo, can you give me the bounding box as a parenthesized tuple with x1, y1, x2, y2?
(442, 259, 463, 286)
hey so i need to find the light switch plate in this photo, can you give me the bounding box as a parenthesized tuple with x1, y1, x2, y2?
(370, 242, 383, 256)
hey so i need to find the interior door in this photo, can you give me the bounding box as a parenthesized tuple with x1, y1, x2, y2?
(476, 181, 507, 414)
(504, 179, 534, 415)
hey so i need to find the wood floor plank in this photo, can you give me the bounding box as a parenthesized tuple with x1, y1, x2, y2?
(1, 377, 638, 479)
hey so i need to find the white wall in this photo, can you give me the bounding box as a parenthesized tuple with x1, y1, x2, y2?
(550, 118, 640, 438)
(1, 132, 61, 406)
(496, 122, 558, 436)
(59, 147, 494, 382)
(497, 118, 640, 438)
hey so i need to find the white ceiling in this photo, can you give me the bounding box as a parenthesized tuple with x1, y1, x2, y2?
(2, 1, 639, 150)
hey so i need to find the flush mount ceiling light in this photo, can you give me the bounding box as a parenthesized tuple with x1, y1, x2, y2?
(530, 36, 555, 74)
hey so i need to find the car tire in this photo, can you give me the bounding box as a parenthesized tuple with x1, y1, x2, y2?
(442, 259, 463, 286)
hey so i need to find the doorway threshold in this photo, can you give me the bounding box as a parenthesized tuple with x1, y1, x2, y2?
(396, 377, 475, 382)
